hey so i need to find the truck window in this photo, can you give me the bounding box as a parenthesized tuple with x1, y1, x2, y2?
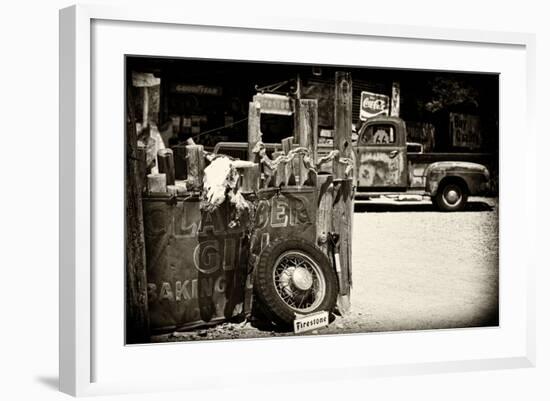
(360, 125, 395, 145)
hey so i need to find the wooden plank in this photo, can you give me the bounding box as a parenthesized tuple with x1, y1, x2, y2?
(248, 101, 261, 162)
(147, 173, 167, 193)
(142, 87, 149, 127)
(333, 71, 353, 176)
(173, 146, 187, 180)
(238, 163, 260, 194)
(136, 144, 147, 193)
(295, 99, 318, 185)
(132, 71, 161, 87)
(272, 151, 285, 187)
(316, 174, 334, 255)
(125, 85, 150, 344)
(333, 71, 353, 309)
(157, 148, 175, 186)
(281, 136, 296, 186)
(391, 81, 400, 117)
(185, 144, 205, 191)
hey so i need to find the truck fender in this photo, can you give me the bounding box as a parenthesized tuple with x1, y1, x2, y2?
(424, 161, 490, 196)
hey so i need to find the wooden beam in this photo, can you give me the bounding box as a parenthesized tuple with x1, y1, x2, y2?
(157, 148, 175, 186)
(186, 144, 205, 191)
(125, 85, 150, 344)
(132, 72, 161, 87)
(295, 99, 318, 185)
(391, 81, 400, 117)
(248, 101, 261, 162)
(333, 71, 353, 310)
(333, 72, 353, 177)
(316, 174, 334, 255)
(281, 136, 296, 186)
(132, 72, 160, 129)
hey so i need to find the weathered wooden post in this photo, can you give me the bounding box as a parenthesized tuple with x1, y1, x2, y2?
(131, 72, 160, 127)
(136, 144, 147, 193)
(333, 71, 353, 313)
(272, 151, 285, 187)
(248, 100, 261, 162)
(238, 163, 260, 194)
(281, 136, 296, 185)
(295, 99, 318, 185)
(125, 85, 150, 344)
(157, 148, 175, 185)
(173, 145, 187, 180)
(391, 81, 400, 117)
(316, 174, 334, 255)
(186, 144, 205, 191)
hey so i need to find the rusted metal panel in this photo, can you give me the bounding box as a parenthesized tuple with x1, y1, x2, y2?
(408, 161, 429, 189)
(425, 161, 490, 196)
(143, 196, 252, 333)
(450, 113, 481, 150)
(250, 187, 317, 257)
(357, 149, 407, 187)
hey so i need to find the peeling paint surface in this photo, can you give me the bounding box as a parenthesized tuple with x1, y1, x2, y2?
(357, 150, 406, 187)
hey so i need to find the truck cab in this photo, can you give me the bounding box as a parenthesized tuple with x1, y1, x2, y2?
(355, 116, 408, 190)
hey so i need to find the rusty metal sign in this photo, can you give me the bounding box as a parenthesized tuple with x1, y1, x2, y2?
(450, 113, 481, 150)
(250, 187, 317, 256)
(359, 91, 390, 121)
(142, 196, 252, 332)
(253, 93, 294, 116)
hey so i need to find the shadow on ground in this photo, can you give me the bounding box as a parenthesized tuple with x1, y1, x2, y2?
(355, 200, 494, 213)
(35, 376, 58, 391)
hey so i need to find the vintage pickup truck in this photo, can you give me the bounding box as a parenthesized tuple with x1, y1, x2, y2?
(212, 116, 492, 212)
(350, 116, 491, 211)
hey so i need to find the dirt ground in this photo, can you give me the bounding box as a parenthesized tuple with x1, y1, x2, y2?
(152, 196, 499, 343)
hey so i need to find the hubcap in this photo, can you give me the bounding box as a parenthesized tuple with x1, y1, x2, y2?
(443, 185, 462, 207)
(273, 251, 326, 313)
(445, 189, 459, 204)
(292, 267, 314, 290)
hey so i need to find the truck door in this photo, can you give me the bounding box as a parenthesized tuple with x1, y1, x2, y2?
(356, 120, 408, 189)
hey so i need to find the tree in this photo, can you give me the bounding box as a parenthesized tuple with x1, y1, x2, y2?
(425, 77, 479, 113)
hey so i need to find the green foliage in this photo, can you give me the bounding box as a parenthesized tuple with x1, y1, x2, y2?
(425, 77, 479, 113)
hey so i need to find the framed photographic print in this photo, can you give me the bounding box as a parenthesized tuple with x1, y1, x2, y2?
(59, 3, 536, 396)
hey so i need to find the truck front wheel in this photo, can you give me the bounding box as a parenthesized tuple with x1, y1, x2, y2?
(433, 181, 468, 212)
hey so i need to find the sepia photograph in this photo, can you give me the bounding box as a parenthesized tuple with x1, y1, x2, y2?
(125, 56, 499, 344)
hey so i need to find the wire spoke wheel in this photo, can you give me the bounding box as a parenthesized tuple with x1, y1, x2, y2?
(273, 251, 326, 313)
(253, 239, 338, 327)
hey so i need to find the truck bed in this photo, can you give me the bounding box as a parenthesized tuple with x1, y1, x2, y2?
(407, 152, 495, 166)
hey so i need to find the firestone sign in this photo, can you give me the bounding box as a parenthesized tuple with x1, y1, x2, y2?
(360, 91, 390, 120)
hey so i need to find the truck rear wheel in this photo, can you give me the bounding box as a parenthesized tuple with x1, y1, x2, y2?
(434, 181, 467, 212)
(253, 239, 338, 327)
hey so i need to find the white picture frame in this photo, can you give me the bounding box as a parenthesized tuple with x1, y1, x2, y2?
(59, 4, 536, 397)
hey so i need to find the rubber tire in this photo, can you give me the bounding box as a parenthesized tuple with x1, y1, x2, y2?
(253, 238, 338, 327)
(434, 182, 467, 212)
